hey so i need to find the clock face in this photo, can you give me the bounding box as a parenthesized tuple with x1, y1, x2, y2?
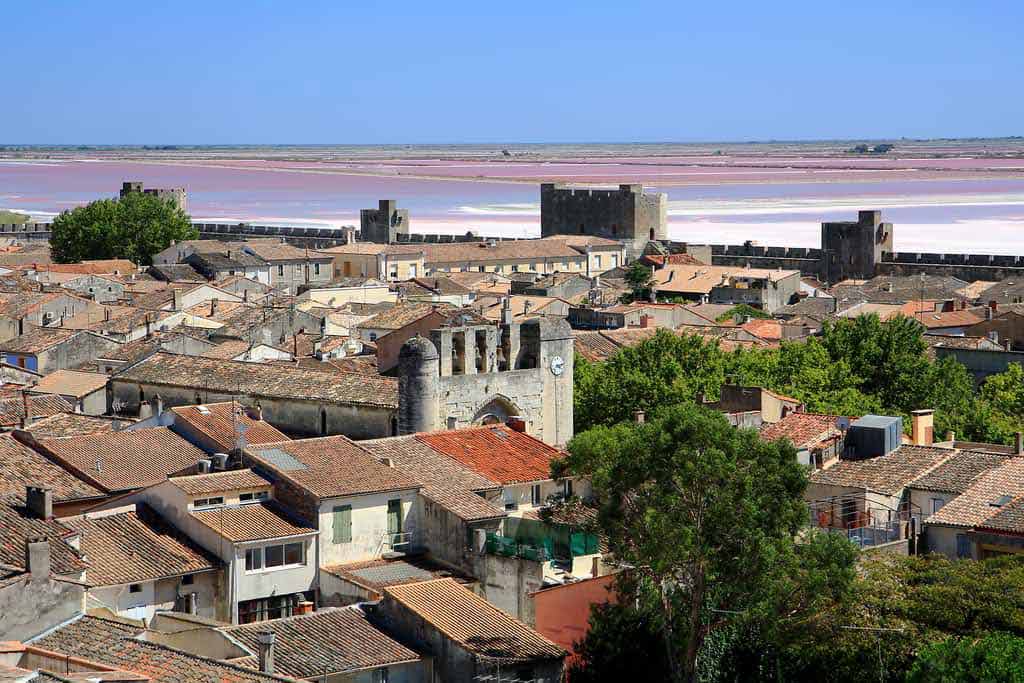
(550, 355, 565, 376)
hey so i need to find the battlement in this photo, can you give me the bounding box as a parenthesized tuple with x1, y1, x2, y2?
(540, 182, 667, 246)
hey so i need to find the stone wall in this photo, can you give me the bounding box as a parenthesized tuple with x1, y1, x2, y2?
(541, 183, 666, 247)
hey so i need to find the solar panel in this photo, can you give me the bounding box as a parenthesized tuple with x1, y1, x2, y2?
(254, 447, 308, 471)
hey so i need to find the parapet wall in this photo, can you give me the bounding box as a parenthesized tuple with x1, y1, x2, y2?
(0, 223, 53, 241)
(878, 251, 1024, 282)
(392, 232, 483, 244)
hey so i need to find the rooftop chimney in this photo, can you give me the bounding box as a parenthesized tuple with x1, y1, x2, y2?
(154, 394, 164, 417)
(26, 485, 53, 520)
(506, 416, 527, 433)
(911, 409, 934, 447)
(172, 289, 183, 311)
(25, 537, 50, 581)
(138, 400, 153, 421)
(257, 632, 276, 675)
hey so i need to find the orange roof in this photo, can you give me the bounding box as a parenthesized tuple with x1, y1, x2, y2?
(741, 319, 783, 341)
(170, 402, 289, 453)
(416, 425, 561, 485)
(760, 413, 846, 450)
(37, 260, 137, 275)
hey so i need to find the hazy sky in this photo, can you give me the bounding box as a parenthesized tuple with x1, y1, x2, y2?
(3, 1, 1021, 144)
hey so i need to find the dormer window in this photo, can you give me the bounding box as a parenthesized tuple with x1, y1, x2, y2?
(239, 491, 269, 503)
(194, 496, 224, 509)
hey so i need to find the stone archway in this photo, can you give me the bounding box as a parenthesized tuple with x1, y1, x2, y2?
(472, 395, 521, 426)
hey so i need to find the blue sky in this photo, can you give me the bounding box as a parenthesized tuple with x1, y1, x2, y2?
(2, 1, 1021, 144)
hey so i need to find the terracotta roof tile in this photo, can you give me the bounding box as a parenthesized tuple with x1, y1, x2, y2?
(38, 427, 208, 493)
(383, 578, 565, 661)
(0, 433, 102, 503)
(64, 505, 219, 586)
(809, 445, 954, 496)
(416, 425, 561, 485)
(223, 607, 418, 678)
(0, 327, 79, 354)
(28, 370, 107, 399)
(913, 309, 986, 329)
(190, 501, 316, 542)
(32, 615, 296, 683)
(760, 413, 846, 450)
(170, 402, 290, 453)
(168, 469, 271, 496)
(361, 303, 443, 331)
(248, 437, 420, 499)
(909, 450, 1012, 494)
(0, 501, 87, 576)
(976, 495, 1024, 535)
(114, 353, 398, 409)
(0, 394, 72, 427)
(361, 436, 506, 521)
(926, 459, 1024, 528)
(323, 556, 474, 594)
(24, 413, 127, 439)
(38, 260, 137, 275)
(419, 238, 585, 266)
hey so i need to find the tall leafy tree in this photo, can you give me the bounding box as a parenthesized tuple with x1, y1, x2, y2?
(50, 191, 196, 265)
(624, 261, 654, 302)
(558, 404, 857, 683)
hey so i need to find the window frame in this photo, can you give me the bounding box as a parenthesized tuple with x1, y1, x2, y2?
(193, 496, 224, 509)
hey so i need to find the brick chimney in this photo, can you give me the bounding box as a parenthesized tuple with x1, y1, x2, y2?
(911, 409, 934, 447)
(26, 485, 53, 520)
(506, 416, 527, 433)
(25, 537, 50, 581)
(257, 632, 276, 674)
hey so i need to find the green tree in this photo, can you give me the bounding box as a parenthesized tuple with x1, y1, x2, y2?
(624, 261, 654, 302)
(557, 404, 857, 683)
(714, 303, 771, 323)
(50, 191, 195, 265)
(906, 633, 1024, 683)
(567, 598, 670, 683)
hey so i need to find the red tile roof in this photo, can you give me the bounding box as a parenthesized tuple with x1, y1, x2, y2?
(169, 402, 290, 453)
(383, 578, 565, 661)
(248, 437, 420, 499)
(64, 505, 219, 586)
(760, 413, 846, 450)
(37, 427, 208, 493)
(168, 469, 271, 496)
(0, 393, 72, 427)
(0, 501, 86, 576)
(925, 459, 1024, 528)
(0, 433, 102, 504)
(222, 607, 419, 678)
(810, 445, 953, 497)
(416, 425, 561, 485)
(190, 501, 316, 543)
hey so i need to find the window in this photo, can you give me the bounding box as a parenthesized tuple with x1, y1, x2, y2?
(284, 542, 303, 565)
(314, 263, 321, 276)
(512, 264, 519, 272)
(333, 505, 352, 544)
(594, 255, 602, 269)
(531, 484, 542, 506)
(277, 265, 284, 276)
(373, 667, 390, 683)
(409, 264, 417, 278)
(245, 548, 263, 571)
(389, 267, 398, 279)
(956, 534, 971, 559)
(530, 263, 537, 271)
(193, 497, 224, 509)
(611, 254, 619, 268)
(562, 479, 574, 498)
(264, 545, 285, 568)
(181, 574, 194, 585)
(239, 491, 269, 503)
(369, 332, 378, 342)
(504, 490, 518, 511)
(129, 583, 142, 593)
(930, 498, 944, 514)
(478, 266, 486, 272)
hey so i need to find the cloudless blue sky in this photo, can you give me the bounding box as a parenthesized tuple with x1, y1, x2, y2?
(2, 1, 1022, 144)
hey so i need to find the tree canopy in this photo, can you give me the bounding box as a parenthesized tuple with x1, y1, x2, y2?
(557, 403, 857, 683)
(575, 315, 1019, 443)
(50, 191, 196, 265)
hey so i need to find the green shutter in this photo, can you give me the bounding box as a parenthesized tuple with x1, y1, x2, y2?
(333, 505, 352, 544)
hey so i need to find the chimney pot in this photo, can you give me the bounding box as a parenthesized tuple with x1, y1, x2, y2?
(910, 409, 934, 447)
(25, 537, 50, 581)
(26, 485, 53, 520)
(256, 632, 276, 674)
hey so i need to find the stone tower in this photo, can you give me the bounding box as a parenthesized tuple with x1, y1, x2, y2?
(820, 210, 893, 283)
(120, 181, 188, 213)
(540, 183, 667, 253)
(360, 199, 410, 244)
(396, 313, 574, 447)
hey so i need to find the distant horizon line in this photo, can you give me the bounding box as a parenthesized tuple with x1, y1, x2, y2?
(2, 136, 1023, 149)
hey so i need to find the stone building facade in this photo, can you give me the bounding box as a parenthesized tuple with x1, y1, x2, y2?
(397, 314, 574, 447)
(540, 183, 667, 251)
